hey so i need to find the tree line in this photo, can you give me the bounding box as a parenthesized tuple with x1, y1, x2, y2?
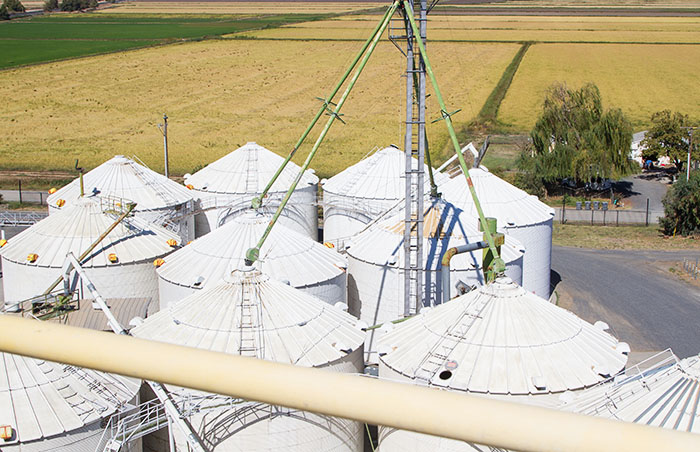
(515, 81, 698, 235)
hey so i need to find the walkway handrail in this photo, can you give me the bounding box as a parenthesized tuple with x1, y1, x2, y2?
(0, 316, 698, 452)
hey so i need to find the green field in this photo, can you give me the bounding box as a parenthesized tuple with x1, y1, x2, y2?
(0, 39, 160, 68)
(0, 13, 330, 69)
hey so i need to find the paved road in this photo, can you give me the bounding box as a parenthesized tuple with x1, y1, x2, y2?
(614, 171, 671, 212)
(552, 246, 700, 360)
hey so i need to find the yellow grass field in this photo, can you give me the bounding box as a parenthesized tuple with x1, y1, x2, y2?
(498, 43, 700, 130)
(238, 14, 700, 43)
(461, 0, 700, 7)
(99, 1, 381, 14)
(0, 39, 518, 177)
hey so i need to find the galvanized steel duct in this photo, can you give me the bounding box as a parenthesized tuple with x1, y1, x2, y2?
(0, 316, 698, 452)
(440, 241, 488, 304)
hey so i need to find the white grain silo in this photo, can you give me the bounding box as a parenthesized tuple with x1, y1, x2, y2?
(0, 350, 141, 452)
(559, 350, 700, 433)
(0, 198, 179, 310)
(131, 267, 365, 452)
(47, 155, 196, 242)
(185, 142, 319, 239)
(346, 196, 524, 363)
(441, 167, 555, 298)
(322, 146, 448, 246)
(376, 277, 629, 452)
(157, 210, 347, 310)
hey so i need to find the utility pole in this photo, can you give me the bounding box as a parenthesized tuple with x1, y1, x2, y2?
(681, 126, 697, 181)
(158, 114, 169, 178)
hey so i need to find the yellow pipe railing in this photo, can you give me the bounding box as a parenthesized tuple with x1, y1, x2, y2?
(0, 316, 697, 452)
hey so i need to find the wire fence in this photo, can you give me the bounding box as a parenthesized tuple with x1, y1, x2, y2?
(555, 198, 664, 226)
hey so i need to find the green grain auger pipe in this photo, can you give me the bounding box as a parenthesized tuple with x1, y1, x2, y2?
(42, 202, 137, 296)
(402, 1, 506, 275)
(251, 3, 399, 210)
(245, 0, 401, 266)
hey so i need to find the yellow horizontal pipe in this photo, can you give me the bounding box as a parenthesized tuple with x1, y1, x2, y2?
(0, 316, 698, 452)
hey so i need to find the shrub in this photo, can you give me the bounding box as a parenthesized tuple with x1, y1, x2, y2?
(43, 0, 58, 11)
(3, 0, 25, 13)
(660, 171, 700, 236)
(0, 4, 9, 19)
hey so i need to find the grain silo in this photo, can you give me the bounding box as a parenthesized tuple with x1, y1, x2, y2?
(376, 277, 629, 451)
(346, 196, 524, 362)
(131, 267, 365, 452)
(185, 142, 319, 239)
(0, 349, 141, 452)
(322, 146, 448, 247)
(559, 350, 700, 433)
(441, 167, 555, 298)
(47, 155, 196, 242)
(157, 210, 347, 310)
(0, 197, 179, 311)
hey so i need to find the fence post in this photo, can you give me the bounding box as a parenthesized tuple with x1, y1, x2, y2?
(645, 198, 650, 227)
(561, 198, 566, 224)
(616, 210, 619, 226)
(591, 208, 594, 226)
(603, 209, 606, 226)
(18, 180, 22, 204)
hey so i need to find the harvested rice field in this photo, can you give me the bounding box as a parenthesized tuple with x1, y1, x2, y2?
(0, 38, 519, 177)
(237, 14, 700, 43)
(99, 1, 382, 14)
(498, 43, 700, 129)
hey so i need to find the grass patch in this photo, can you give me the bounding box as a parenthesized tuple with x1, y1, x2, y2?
(0, 13, 331, 69)
(552, 223, 700, 250)
(0, 201, 46, 210)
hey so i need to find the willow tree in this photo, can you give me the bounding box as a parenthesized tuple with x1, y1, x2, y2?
(522, 82, 637, 186)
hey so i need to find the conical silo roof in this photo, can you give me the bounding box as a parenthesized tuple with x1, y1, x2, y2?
(158, 210, 345, 291)
(560, 351, 700, 432)
(184, 142, 318, 195)
(440, 167, 554, 227)
(322, 146, 448, 200)
(47, 155, 194, 210)
(379, 277, 629, 395)
(0, 350, 139, 443)
(346, 196, 524, 270)
(132, 268, 364, 367)
(0, 197, 179, 267)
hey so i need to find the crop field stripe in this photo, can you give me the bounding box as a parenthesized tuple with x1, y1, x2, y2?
(0, 39, 165, 70)
(0, 12, 342, 69)
(224, 36, 700, 45)
(477, 41, 531, 124)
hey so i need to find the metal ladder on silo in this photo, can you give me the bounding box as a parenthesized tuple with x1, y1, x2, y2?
(238, 284, 264, 358)
(391, 0, 427, 318)
(62, 363, 127, 408)
(245, 145, 259, 195)
(129, 157, 179, 207)
(413, 295, 490, 383)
